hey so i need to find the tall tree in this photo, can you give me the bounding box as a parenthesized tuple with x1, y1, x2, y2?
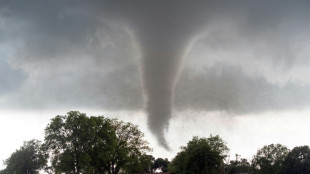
(251, 144, 289, 174)
(44, 111, 120, 174)
(44, 111, 96, 174)
(2, 140, 47, 174)
(108, 119, 151, 174)
(44, 111, 151, 174)
(169, 135, 228, 174)
(206, 134, 229, 159)
(281, 146, 310, 174)
(88, 116, 117, 174)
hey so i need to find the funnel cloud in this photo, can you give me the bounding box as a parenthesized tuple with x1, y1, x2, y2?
(2, 0, 310, 149)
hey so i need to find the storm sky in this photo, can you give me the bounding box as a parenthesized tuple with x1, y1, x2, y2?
(1, 0, 310, 167)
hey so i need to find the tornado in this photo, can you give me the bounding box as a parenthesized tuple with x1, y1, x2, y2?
(137, 29, 190, 149)
(128, 2, 209, 149)
(97, 0, 215, 149)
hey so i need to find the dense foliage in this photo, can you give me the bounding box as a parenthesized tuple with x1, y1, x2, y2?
(226, 154, 252, 174)
(0, 140, 47, 174)
(281, 146, 310, 174)
(169, 136, 228, 174)
(251, 144, 289, 174)
(1, 111, 310, 174)
(44, 111, 150, 174)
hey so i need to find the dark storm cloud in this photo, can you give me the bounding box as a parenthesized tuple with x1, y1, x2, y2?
(0, 0, 143, 110)
(175, 63, 310, 114)
(0, 57, 25, 95)
(2, 0, 310, 148)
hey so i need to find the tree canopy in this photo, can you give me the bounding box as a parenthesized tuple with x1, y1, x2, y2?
(1, 140, 47, 174)
(106, 119, 151, 174)
(226, 154, 252, 174)
(281, 145, 310, 174)
(251, 143, 289, 174)
(206, 135, 229, 159)
(169, 135, 228, 174)
(44, 111, 150, 174)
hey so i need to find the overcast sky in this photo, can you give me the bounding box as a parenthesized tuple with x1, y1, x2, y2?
(1, 0, 310, 168)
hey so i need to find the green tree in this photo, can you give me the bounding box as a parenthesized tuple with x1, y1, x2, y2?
(44, 111, 151, 174)
(206, 135, 229, 159)
(2, 139, 47, 174)
(108, 119, 151, 174)
(152, 158, 170, 172)
(251, 144, 289, 174)
(281, 146, 310, 174)
(125, 154, 154, 173)
(44, 111, 97, 174)
(169, 135, 228, 174)
(87, 116, 117, 174)
(226, 154, 252, 174)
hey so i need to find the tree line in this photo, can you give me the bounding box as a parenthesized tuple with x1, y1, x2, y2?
(1, 111, 310, 174)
